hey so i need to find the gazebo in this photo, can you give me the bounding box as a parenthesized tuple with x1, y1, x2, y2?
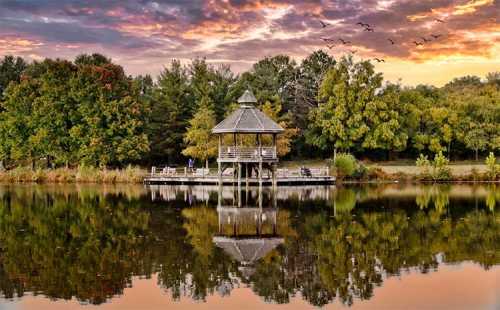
(212, 89, 284, 188)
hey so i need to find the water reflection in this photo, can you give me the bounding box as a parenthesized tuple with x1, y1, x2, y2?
(0, 184, 498, 307)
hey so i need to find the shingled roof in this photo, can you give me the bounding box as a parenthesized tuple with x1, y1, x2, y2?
(212, 90, 284, 134)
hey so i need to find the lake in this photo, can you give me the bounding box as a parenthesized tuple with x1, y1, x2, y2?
(0, 184, 498, 309)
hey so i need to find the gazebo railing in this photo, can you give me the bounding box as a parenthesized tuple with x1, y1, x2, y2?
(219, 146, 277, 161)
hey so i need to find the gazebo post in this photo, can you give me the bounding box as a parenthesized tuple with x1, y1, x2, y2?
(218, 134, 222, 191)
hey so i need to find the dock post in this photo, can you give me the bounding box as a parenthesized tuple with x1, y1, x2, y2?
(245, 163, 249, 191)
(218, 161, 222, 207)
(272, 162, 277, 192)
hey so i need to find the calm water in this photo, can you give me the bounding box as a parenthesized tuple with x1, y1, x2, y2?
(0, 184, 498, 310)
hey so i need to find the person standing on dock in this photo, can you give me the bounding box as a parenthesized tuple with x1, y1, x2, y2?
(188, 158, 194, 172)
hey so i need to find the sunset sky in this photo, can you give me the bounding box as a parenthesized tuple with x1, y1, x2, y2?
(0, 0, 499, 86)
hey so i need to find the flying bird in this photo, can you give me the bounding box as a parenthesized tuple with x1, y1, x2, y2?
(326, 44, 335, 49)
(321, 37, 335, 42)
(338, 38, 351, 44)
(413, 41, 423, 46)
(387, 38, 395, 45)
(319, 20, 330, 28)
(357, 22, 370, 28)
(364, 27, 374, 32)
(430, 34, 442, 39)
(349, 49, 358, 54)
(420, 37, 432, 43)
(434, 18, 445, 23)
(373, 58, 385, 63)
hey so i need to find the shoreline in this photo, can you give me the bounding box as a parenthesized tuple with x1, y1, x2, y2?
(0, 168, 498, 184)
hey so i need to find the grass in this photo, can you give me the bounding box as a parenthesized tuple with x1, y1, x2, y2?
(0, 165, 147, 184)
(0, 160, 495, 183)
(281, 159, 493, 181)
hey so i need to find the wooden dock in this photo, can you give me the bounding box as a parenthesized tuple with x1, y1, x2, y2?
(144, 175, 334, 185)
(144, 167, 335, 185)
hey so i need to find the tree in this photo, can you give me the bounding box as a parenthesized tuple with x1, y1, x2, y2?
(211, 64, 240, 121)
(307, 56, 407, 156)
(189, 58, 215, 111)
(261, 98, 298, 157)
(294, 50, 336, 129)
(240, 55, 297, 109)
(69, 58, 149, 166)
(293, 50, 336, 156)
(0, 55, 27, 100)
(454, 79, 500, 159)
(182, 105, 218, 169)
(148, 60, 192, 164)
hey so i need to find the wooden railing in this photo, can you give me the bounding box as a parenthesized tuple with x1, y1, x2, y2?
(149, 166, 330, 178)
(219, 146, 277, 161)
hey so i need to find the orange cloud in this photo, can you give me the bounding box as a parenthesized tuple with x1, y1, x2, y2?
(407, 0, 495, 21)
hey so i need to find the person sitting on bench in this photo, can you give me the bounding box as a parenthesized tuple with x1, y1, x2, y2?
(300, 166, 312, 177)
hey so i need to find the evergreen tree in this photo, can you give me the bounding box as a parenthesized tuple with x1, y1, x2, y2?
(0, 55, 27, 100)
(148, 60, 192, 164)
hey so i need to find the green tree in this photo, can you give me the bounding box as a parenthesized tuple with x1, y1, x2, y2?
(240, 55, 297, 108)
(293, 50, 336, 156)
(182, 105, 218, 169)
(69, 55, 149, 166)
(0, 55, 27, 100)
(148, 60, 192, 164)
(307, 56, 407, 156)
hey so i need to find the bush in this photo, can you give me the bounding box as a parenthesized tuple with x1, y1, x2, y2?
(485, 152, 499, 180)
(416, 152, 451, 181)
(416, 154, 431, 179)
(333, 153, 357, 178)
(432, 151, 451, 181)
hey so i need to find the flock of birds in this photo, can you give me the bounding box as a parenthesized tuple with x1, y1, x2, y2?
(318, 18, 446, 63)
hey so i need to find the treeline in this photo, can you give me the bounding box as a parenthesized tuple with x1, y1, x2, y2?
(0, 52, 498, 168)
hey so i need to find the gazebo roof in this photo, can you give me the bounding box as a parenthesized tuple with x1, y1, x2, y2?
(212, 90, 284, 134)
(213, 236, 284, 266)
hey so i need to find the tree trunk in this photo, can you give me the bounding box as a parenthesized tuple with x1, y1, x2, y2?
(475, 149, 479, 161)
(206, 159, 209, 170)
(0, 159, 5, 172)
(47, 155, 52, 169)
(31, 159, 36, 171)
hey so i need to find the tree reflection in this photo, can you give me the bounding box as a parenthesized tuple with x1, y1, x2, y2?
(0, 188, 150, 304)
(0, 185, 497, 307)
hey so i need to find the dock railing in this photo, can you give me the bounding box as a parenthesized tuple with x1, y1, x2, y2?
(150, 166, 330, 178)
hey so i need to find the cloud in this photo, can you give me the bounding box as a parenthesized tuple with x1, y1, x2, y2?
(0, 0, 497, 85)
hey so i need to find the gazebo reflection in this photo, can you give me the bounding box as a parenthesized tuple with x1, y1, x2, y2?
(213, 187, 284, 278)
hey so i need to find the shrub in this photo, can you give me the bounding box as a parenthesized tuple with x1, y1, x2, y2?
(485, 152, 499, 180)
(416, 152, 451, 181)
(333, 153, 357, 178)
(416, 154, 431, 179)
(432, 151, 451, 181)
